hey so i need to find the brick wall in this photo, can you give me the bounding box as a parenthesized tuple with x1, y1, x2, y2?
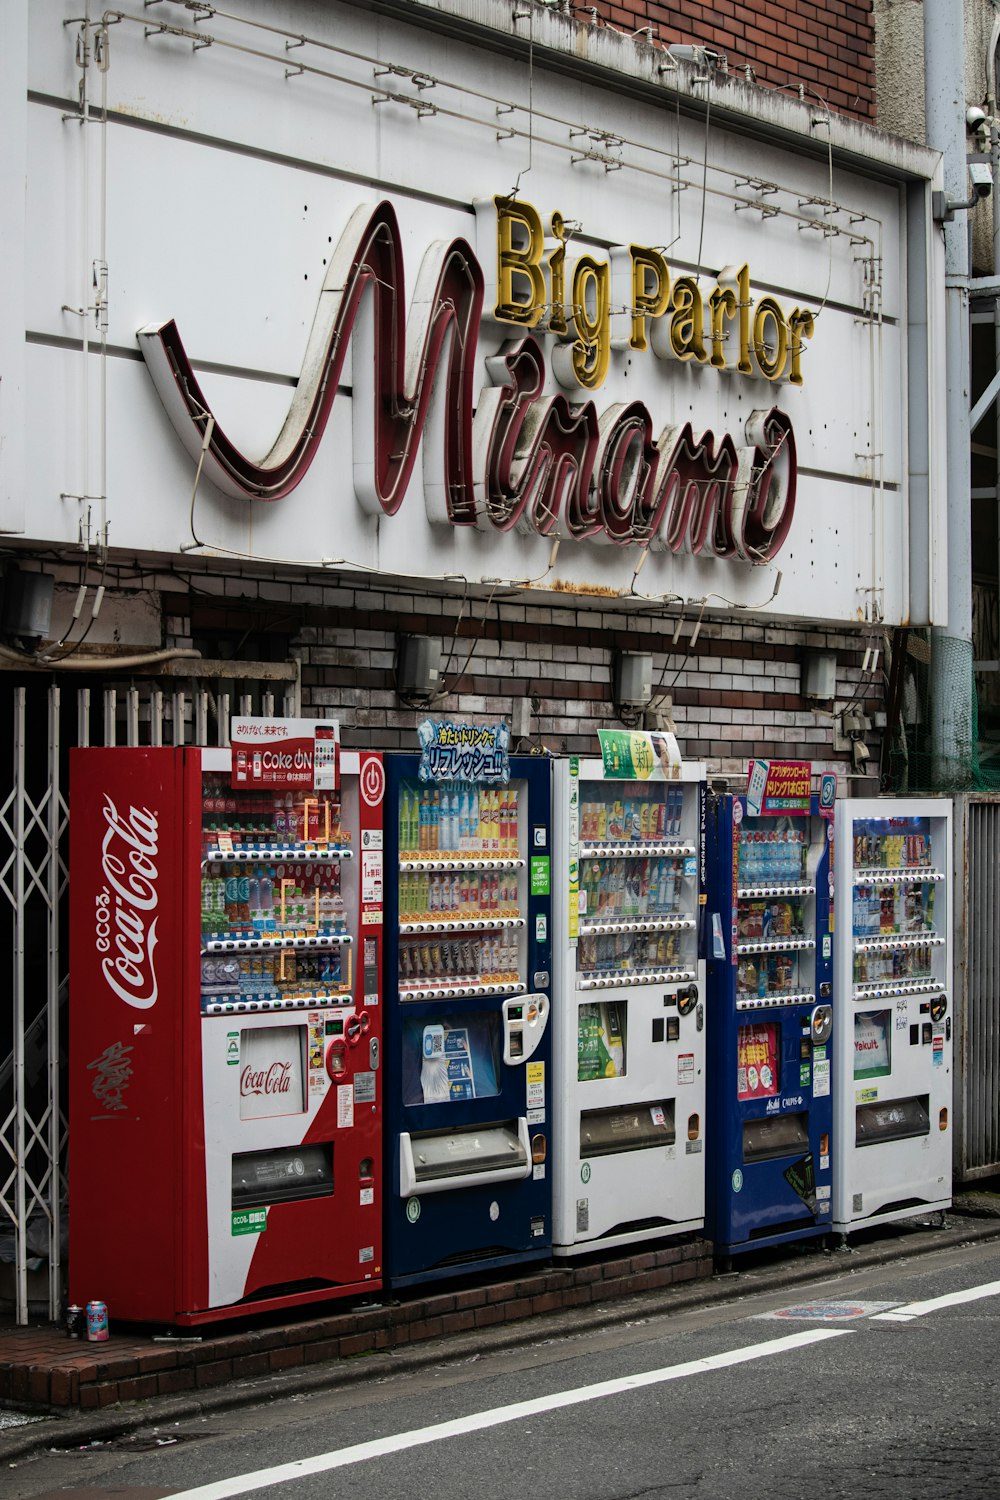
(156, 565, 877, 778)
(576, 1, 876, 124)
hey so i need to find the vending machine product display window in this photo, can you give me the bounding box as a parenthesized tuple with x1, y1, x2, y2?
(833, 799, 952, 1233)
(384, 752, 553, 1286)
(69, 736, 385, 1325)
(552, 754, 708, 1257)
(706, 786, 835, 1262)
(400, 1014, 501, 1105)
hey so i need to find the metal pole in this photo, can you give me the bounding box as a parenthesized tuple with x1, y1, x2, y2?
(47, 687, 62, 1321)
(925, 0, 975, 788)
(13, 689, 27, 1324)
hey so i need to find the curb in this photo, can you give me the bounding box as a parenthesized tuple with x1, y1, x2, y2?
(3, 1211, 999, 1464)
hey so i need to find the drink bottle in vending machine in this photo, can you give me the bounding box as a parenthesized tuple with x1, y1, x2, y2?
(69, 721, 385, 1324)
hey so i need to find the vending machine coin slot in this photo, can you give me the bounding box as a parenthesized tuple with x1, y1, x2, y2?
(910, 1024, 920, 1045)
(666, 1017, 680, 1042)
(677, 986, 698, 1016)
(502, 992, 549, 1065)
(652, 1018, 665, 1043)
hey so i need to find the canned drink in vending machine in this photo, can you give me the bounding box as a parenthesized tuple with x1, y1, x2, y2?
(86, 1299, 109, 1341)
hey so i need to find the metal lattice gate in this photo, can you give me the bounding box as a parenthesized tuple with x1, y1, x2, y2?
(955, 794, 1000, 1182)
(1, 673, 298, 1324)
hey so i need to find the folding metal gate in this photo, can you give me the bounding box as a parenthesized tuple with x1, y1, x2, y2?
(1, 674, 298, 1324)
(954, 793, 1000, 1182)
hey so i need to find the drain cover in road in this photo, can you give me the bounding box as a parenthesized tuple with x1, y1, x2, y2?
(755, 1299, 902, 1321)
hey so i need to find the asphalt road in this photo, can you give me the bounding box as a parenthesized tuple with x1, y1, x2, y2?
(7, 1240, 1000, 1500)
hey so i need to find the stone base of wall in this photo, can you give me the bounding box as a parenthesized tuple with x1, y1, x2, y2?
(0, 1239, 712, 1411)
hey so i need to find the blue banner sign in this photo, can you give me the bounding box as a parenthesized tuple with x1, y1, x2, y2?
(417, 719, 510, 784)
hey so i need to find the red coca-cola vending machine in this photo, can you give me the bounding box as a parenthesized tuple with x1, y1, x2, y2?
(69, 720, 385, 1325)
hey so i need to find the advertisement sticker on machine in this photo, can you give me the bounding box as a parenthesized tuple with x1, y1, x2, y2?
(231, 717, 340, 791)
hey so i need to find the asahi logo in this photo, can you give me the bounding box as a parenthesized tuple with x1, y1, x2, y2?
(241, 1061, 292, 1097)
(97, 796, 160, 1011)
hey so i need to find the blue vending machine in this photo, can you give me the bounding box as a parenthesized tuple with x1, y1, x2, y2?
(706, 771, 835, 1262)
(384, 744, 553, 1287)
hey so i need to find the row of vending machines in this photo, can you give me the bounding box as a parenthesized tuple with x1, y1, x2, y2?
(67, 729, 953, 1324)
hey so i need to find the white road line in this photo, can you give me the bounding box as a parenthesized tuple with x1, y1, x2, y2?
(870, 1277, 1000, 1322)
(166, 1328, 851, 1500)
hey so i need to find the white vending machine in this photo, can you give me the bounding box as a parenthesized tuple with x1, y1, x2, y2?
(833, 796, 953, 1235)
(552, 743, 707, 1256)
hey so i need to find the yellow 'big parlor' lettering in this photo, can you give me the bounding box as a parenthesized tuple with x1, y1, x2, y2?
(486, 195, 815, 391)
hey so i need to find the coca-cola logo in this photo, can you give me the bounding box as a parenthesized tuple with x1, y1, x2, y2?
(97, 796, 160, 1011)
(241, 1060, 292, 1097)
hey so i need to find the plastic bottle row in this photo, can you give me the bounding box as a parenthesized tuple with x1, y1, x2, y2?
(400, 870, 520, 920)
(737, 827, 808, 883)
(580, 857, 687, 919)
(201, 863, 344, 936)
(853, 883, 935, 939)
(853, 828, 932, 869)
(737, 898, 804, 942)
(201, 951, 344, 996)
(399, 783, 520, 856)
(399, 934, 519, 984)
(580, 788, 684, 843)
(577, 931, 683, 975)
(202, 777, 342, 848)
(854, 944, 936, 985)
(737, 954, 798, 999)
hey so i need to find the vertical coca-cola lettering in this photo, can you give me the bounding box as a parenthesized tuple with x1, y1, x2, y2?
(98, 796, 160, 1011)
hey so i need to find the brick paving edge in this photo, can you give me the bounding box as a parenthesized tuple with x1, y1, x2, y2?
(3, 1213, 999, 1464)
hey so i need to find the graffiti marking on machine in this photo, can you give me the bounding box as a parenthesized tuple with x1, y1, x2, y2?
(87, 1040, 135, 1114)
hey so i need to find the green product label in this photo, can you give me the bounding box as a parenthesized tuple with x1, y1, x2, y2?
(800, 1063, 812, 1087)
(231, 1207, 267, 1237)
(577, 1001, 625, 1081)
(226, 1032, 240, 1066)
(530, 855, 551, 896)
(598, 729, 656, 779)
(570, 756, 579, 777)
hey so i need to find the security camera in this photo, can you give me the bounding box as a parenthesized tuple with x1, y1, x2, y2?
(969, 160, 993, 200)
(967, 104, 989, 132)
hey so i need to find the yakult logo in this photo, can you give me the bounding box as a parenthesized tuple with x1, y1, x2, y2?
(241, 1060, 293, 1097)
(97, 796, 160, 1011)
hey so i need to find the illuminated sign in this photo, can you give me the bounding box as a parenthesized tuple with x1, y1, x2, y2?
(139, 199, 804, 562)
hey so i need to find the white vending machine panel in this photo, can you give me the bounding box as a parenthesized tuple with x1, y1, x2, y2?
(833, 797, 953, 1233)
(552, 757, 707, 1256)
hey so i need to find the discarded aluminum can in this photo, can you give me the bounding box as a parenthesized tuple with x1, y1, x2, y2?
(85, 1299, 109, 1342)
(65, 1304, 83, 1338)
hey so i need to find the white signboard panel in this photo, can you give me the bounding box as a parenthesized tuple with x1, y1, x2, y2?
(18, 1, 944, 626)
